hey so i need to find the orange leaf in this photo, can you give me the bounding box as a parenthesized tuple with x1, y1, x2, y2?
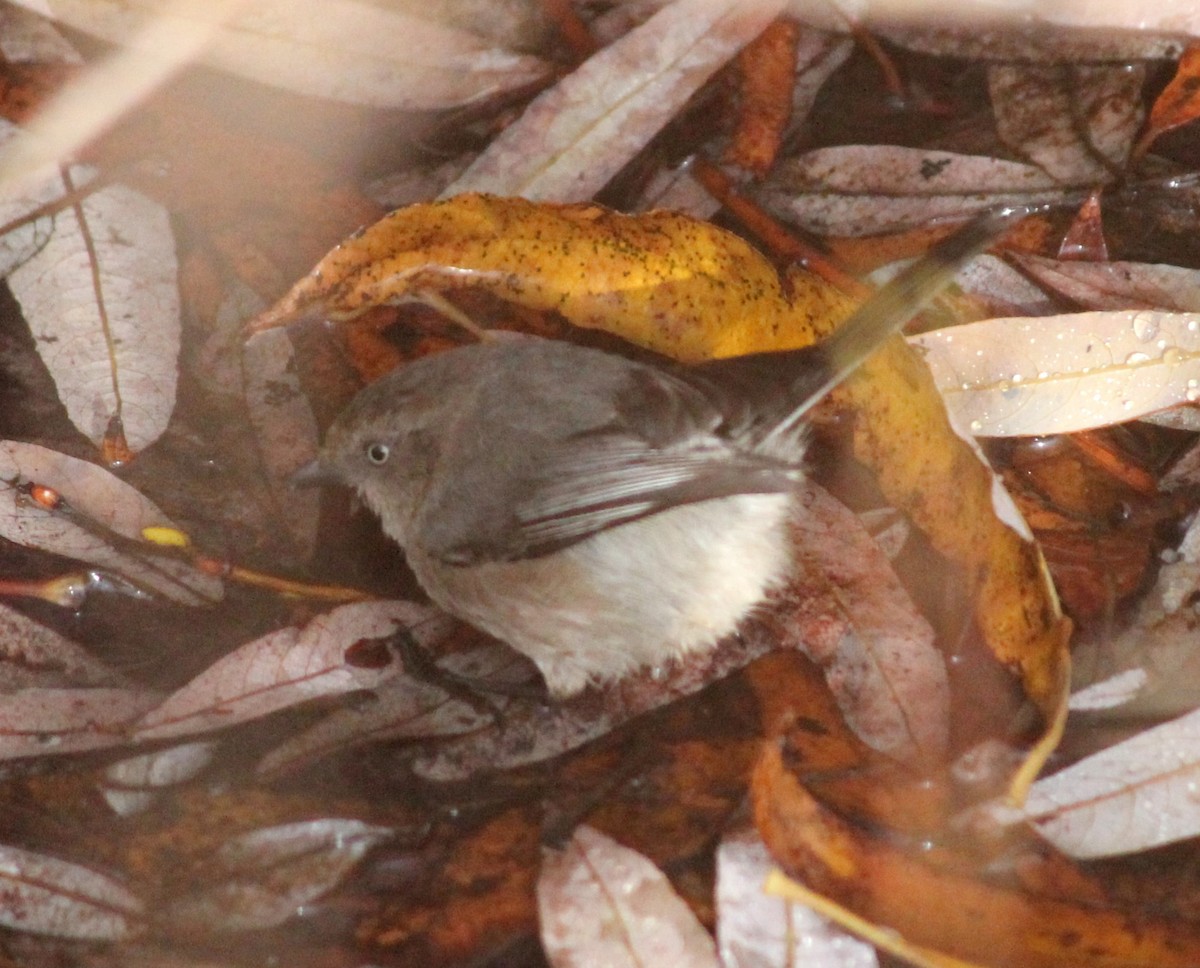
(753, 738, 1200, 967)
(1135, 43, 1200, 158)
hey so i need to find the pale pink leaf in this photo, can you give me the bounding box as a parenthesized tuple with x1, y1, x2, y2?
(255, 644, 511, 781)
(956, 254, 1062, 317)
(18, 0, 550, 109)
(539, 825, 719, 968)
(717, 829, 878, 968)
(759, 147, 1067, 236)
(996, 706, 1200, 858)
(133, 601, 452, 742)
(988, 63, 1144, 183)
(0, 687, 157, 760)
(166, 818, 392, 932)
(1008, 254, 1200, 312)
(3, 149, 180, 453)
(914, 310, 1200, 436)
(445, 0, 785, 201)
(0, 440, 223, 605)
(775, 483, 949, 762)
(0, 844, 144, 939)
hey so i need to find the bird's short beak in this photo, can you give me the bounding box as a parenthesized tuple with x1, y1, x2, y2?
(290, 459, 341, 489)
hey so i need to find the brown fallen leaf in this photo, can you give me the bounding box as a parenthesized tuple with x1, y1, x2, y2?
(753, 734, 1200, 967)
(724, 17, 800, 177)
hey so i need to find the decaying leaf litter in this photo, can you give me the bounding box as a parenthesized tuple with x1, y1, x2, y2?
(0, 1, 1197, 965)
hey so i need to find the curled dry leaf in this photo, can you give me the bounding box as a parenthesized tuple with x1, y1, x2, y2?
(133, 600, 453, 742)
(445, 0, 785, 201)
(167, 818, 393, 932)
(16, 0, 550, 109)
(251, 192, 1068, 734)
(757, 147, 1066, 236)
(914, 309, 1200, 436)
(716, 828, 878, 968)
(0, 843, 144, 940)
(0, 116, 181, 454)
(987, 63, 1144, 184)
(0, 440, 223, 605)
(539, 825, 719, 968)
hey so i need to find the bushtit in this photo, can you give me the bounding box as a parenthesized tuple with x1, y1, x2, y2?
(297, 207, 1024, 698)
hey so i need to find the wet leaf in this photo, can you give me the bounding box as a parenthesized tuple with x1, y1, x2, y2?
(240, 323, 321, 559)
(133, 601, 451, 742)
(0, 131, 181, 454)
(0, 600, 120, 689)
(538, 825, 719, 968)
(445, 0, 785, 200)
(988, 63, 1144, 184)
(758, 147, 1066, 236)
(0, 440, 223, 605)
(1007, 254, 1200, 311)
(915, 309, 1200, 436)
(991, 706, 1200, 858)
(717, 828, 878, 968)
(753, 737, 1200, 968)
(21, 0, 551, 109)
(0, 843, 144, 940)
(254, 645, 508, 780)
(772, 482, 949, 763)
(0, 686, 156, 760)
(167, 818, 393, 932)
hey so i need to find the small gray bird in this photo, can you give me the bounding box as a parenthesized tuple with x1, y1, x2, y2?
(298, 208, 1023, 698)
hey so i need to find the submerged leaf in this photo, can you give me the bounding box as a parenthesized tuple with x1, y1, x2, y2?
(717, 828, 878, 968)
(133, 601, 451, 741)
(0, 440, 223, 605)
(539, 825, 719, 968)
(0, 844, 144, 940)
(167, 818, 393, 932)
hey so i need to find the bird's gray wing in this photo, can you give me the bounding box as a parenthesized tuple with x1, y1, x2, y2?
(420, 367, 802, 565)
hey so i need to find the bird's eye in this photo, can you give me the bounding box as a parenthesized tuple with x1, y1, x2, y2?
(365, 442, 390, 465)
